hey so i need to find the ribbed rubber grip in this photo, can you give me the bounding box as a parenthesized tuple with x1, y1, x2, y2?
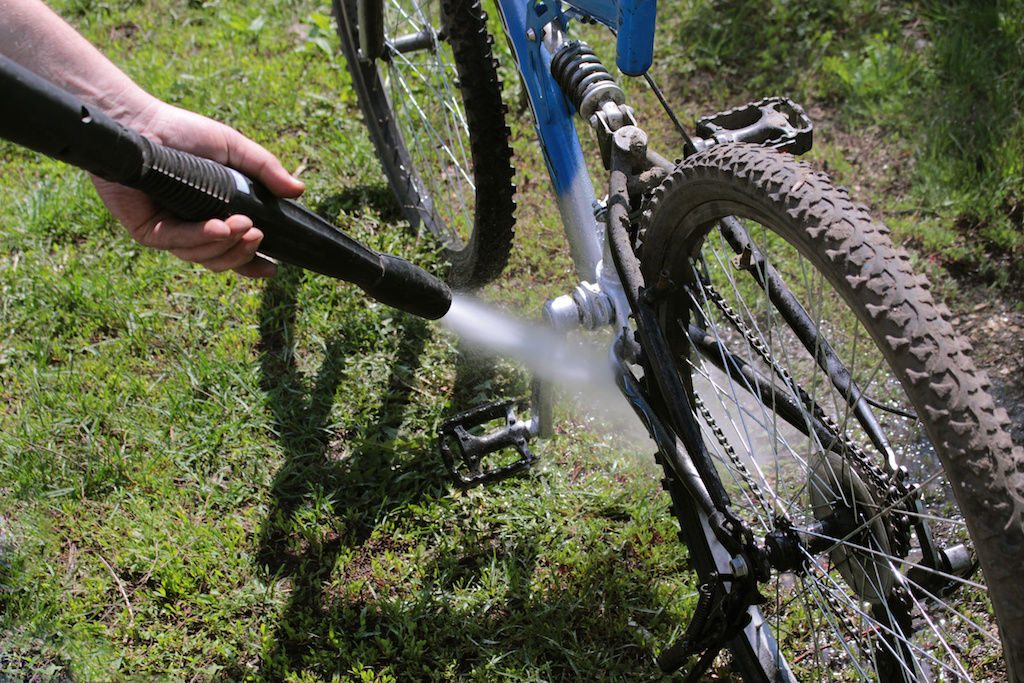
(134, 138, 235, 222)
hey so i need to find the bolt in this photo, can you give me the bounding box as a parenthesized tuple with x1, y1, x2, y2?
(612, 125, 648, 163)
(526, 28, 537, 41)
(729, 556, 749, 579)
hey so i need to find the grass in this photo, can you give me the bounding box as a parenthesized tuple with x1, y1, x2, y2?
(649, 0, 1024, 289)
(0, 1, 691, 679)
(0, 0, 1019, 680)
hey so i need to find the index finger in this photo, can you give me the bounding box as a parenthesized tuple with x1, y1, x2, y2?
(154, 108, 306, 200)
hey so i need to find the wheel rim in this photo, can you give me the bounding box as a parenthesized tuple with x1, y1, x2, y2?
(663, 213, 1003, 681)
(378, 0, 477, 249)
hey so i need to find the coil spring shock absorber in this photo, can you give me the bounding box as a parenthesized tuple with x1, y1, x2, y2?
(550, 41, 625, 120)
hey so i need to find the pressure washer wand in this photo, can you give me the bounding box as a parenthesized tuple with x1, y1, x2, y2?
(0, 55, 452, 320)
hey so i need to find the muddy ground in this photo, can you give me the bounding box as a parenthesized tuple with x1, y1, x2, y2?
(950, 290, 1024, 443)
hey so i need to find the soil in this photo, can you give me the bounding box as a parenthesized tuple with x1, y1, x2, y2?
(947, 291, 1024, 443)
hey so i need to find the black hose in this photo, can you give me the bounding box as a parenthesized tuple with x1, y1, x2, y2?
(0, 54, 451, 320)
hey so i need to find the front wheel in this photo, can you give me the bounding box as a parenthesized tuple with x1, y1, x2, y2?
(640, 143, 1023, 681)
(333, 0, 516, 288)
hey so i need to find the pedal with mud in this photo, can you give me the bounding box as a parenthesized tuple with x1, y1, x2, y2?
(438, 400, 538, 488)
(695, 97, 813, 155)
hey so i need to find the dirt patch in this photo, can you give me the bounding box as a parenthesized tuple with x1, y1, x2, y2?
(109, 21, 141, 42)
(806, 104, 915, 207)
(945, 291, 1024, 442)
(328, 533, 413, 606)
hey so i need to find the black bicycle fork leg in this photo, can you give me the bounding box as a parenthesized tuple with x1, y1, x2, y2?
(606, 131, 762, 569)
(355, 0, 385, 61)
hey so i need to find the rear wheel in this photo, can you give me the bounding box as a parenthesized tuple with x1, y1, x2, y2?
(640, 143, 1024, 681)
(333, 0, 516, 288)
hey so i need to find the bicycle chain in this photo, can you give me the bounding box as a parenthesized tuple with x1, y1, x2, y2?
(692, 392, 770, 516)
(696, 280, 915, 557)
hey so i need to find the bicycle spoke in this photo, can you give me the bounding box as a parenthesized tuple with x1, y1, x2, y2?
(377, 8, 479, 245)
(800, 566, 937, 679)
(387, 57, 474, 181)
(667, 210, 994, 679)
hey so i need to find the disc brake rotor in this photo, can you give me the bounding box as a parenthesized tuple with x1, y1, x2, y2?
(808, 451, 895, 605)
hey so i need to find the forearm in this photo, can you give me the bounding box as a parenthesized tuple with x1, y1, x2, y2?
(0, 0, 157, 125)
(0, 0, 304, 279)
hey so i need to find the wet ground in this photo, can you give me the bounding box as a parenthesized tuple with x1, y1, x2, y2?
(948, 290, 1024, 444)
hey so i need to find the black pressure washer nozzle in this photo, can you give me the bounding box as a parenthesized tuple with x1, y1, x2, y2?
(0, 54, 451, 320)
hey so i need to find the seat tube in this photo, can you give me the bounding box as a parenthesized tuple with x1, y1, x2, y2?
(494, 0, 603, 282)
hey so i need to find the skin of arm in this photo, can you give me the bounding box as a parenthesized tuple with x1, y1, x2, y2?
(0, 0, 306, 277)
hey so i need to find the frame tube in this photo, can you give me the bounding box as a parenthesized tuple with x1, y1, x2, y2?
(495, 0, 604, 281)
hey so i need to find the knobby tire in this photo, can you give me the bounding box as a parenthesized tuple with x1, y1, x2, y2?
(333, 0, 516, 288)
(641, 143, 1023, 681)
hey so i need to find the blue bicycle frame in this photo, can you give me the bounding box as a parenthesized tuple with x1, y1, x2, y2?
(493, 0, 654, 319)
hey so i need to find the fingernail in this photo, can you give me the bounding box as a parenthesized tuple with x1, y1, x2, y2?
(244, 228, 264, 249)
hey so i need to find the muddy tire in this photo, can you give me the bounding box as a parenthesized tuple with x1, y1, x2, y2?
(333, 0, 515, 288)
(641, 142, 1024, 681)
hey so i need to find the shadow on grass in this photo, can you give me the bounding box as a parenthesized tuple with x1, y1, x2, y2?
(244, 266, 673, 678)
(915, 1, 1022, 183)
(250, 263, 440, 676)
(315, 183, 404, 225)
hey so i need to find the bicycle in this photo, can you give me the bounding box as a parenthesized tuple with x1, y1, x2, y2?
(331, 0, 1024, 679)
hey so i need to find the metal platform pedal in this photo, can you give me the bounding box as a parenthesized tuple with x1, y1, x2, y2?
(438, 400, 538, 488)
(694, 97, 813, 155)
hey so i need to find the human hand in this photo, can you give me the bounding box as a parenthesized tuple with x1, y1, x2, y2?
(91, 100, 305, 278)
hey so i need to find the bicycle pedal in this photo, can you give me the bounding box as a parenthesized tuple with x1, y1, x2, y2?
(438, 400, 537, 488)
(695, 97, 812, 155)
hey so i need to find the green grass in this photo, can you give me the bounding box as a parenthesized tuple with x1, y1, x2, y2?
(650, 0, 1024, 289)
(0, 0, 1020, 680)
(0, 1, 694, 679)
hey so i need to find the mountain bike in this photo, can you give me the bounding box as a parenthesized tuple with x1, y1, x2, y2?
(331, 0, 1024, 678)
